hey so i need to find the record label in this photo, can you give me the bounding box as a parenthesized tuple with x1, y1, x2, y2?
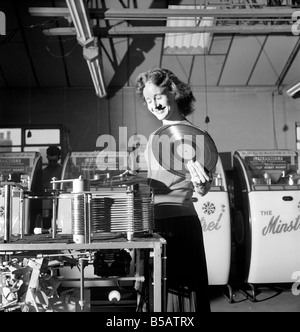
(151, 123, 218, 176)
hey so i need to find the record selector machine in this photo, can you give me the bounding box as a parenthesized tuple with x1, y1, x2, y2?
(0, 150, 166, 312)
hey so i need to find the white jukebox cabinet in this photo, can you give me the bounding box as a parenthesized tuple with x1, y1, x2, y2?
(233, 150, 300, 300)
(0, 152, 43, 236)
(193, 156, 232, 296)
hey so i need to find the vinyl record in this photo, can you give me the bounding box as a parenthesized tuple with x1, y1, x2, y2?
(91, 174, 146, 187)
(151, 123, 218, 176)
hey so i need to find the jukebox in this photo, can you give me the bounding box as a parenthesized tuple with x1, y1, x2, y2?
(193, 155, 232, 292)
(233, 149, 300, 299)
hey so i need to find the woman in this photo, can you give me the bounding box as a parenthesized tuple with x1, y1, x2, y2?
(135, 67, 215, 312)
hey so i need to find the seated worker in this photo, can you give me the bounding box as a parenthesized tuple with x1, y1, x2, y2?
(42, 145, 62, 191)
(41, 145, 62, 228)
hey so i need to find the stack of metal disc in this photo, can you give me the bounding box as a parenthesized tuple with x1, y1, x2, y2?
(91, 191, 154, 235)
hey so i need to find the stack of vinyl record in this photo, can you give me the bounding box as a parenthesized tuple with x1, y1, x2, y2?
(91, 191, 154, 235)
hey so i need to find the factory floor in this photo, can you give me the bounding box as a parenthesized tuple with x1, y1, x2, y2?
(54, 273, 300, 313)
(81, 282, 300, 313)
(209, 244, 300, 312)
(77, 272, 300, 313)
(77, 246, 300, 313)
(53, 243, 300, 313)
(209, 281, 300, 312)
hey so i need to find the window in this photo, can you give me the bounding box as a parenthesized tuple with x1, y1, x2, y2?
(163, 5, 215, 56)
(0, 125, 63, 166)
(0, 128, 21, 152)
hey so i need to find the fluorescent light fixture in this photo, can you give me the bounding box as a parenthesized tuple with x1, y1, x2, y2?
(65, 0, 94, 46)
(43, 27, 77, 36)
(83, 45, 107, 98)
(286, 81, 300, 99)
(29, 7, 70, 17)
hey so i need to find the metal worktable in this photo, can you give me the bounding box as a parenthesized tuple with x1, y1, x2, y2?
(0, 233, 167, 312)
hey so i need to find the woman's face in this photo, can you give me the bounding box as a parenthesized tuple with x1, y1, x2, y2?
(143, 82, 177, 121)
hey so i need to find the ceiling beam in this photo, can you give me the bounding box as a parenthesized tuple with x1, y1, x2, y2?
(276, 37, 300, 89)
(43, 25, 295, 36)
(217, 35, 234, 86)
(246, 36, 268, 85)
(103, 7, 296, 19)
(29, 6, 297, 35)
(14, 1, 40, 87)
(29, 6, 296, 19)
(108, 25, 295, 35)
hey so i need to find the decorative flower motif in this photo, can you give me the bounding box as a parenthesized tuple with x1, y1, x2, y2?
(221, 204, 226, 213)
(0, 206, 4, 218)
(202, 202, 216, 215)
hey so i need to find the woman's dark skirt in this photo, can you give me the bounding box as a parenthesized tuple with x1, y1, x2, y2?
(155, 215, 211, 312)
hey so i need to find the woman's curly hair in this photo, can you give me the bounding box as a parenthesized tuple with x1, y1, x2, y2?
(135, 67, 196, 116)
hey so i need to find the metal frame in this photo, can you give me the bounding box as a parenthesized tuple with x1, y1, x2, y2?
(0, 233, 167, 312)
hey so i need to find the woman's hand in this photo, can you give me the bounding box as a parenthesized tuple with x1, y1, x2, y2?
(186, 160, 212, 196)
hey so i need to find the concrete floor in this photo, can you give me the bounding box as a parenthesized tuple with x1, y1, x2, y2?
(209, 245, 300, 312)
(52, 242, 300, 312)
(51, 280, 300, 312)
(210, 283, 300, 312)
(205, 236, 300, 313)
